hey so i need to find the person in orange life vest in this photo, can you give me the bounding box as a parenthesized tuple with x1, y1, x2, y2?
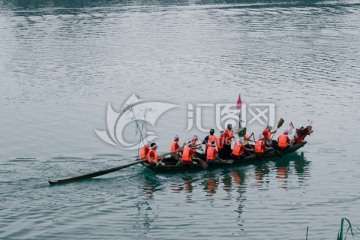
(277, 130, 291, 150)
(254, 134, 267, 159)
(202, 129, 217, 156)
(191, 135, 203, 153)
(202, 129, 217, 148)
(232, 137, 246, 160)
(182, 141, 198, 167)
(140, 143, 150, 159)
(223, 124, 234, 158)
(170, 135, 184, 164)
(217, 131, 225, 158)
(206, 141, 218, 166)
(263, 125, 277, 147)
(170, 135, 184, 156)
(242, 132, 253, 156)
(147, 143, 159, 166)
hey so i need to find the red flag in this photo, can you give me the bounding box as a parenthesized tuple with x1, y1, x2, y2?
(236, 94, 242, 109)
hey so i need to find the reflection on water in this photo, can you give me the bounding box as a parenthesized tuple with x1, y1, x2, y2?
(140, 152, 310, 199)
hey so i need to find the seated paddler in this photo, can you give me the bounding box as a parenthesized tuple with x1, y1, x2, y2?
(206, 141, 219, 166)
(277, 130, 291, 150)
(147, 143, 159, 166)
(182, 141, 197, 167)
(170, 135, 184, 163)
(232, 137, 246, 161)
(140, 143, 150, 160)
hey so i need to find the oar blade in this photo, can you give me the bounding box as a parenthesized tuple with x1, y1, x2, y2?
(277, 118, 285, 128)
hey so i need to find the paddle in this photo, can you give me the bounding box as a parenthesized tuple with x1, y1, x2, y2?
(271, 118, 285, 140)
(48, 150, 178, 185)
(195, 147, 208, 169)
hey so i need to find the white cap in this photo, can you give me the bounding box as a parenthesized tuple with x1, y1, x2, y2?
(174, 135, 179, 140)
(284, 130, 289, 134)
(267, 125, 272, 130)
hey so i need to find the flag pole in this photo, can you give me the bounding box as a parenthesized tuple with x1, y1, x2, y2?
(237, 94, 242, 129)
(239, 110, 242, 128)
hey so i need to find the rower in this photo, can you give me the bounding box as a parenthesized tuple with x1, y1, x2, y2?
(254, 134, 266, 159)
(147, 143, 159, 166)
(217, 131, 225, 158)
(182, 141, 196, 168)
(170, 135, 182, 155)
(140, 143, 150, 159)
(202, 129, 217, 154)
(262, 125, 277, 147)
(223, 124, 234, 158)
(243, 131, 253, 156)
(191, 135, 202, 152)
(206, 141, 218, 166)
(232, 137, 246, 161)
(277, 130, 291, 150)
(244, 133, 250, 148)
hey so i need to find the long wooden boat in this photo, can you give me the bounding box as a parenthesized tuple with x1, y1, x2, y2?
(141, 141, 307, 173)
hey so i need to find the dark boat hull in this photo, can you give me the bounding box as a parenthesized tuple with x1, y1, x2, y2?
(141, 142, 307, 173)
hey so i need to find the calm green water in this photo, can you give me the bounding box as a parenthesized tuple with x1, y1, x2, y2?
(1, 0, 360, 239)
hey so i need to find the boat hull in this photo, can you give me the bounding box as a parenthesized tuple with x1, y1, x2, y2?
(141, 141, 307, 173)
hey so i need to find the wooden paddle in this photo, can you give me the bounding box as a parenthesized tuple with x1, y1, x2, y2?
(48, 150, 179, 185)
(271, 118, 285, 140)
(195, 147, 208, 169)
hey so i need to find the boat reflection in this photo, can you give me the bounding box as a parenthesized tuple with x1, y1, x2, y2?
(203, 174, 219, 199)
(139, 152, 310, 199)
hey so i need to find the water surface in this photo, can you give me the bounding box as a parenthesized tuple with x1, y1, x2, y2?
(1, 0, 360, 239)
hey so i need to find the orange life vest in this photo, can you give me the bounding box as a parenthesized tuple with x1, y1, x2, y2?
(224, 129, 233, 145)
(255, 140, 265, 155)
(206, 146, 217, 160)
(244, 134, 249, 145)
(232, 142, 245, 156)
(278, 134, 290, 149)
(147, 149, 158, 164)
(170, 140, 180, 155)
(182, 146, 193, 163)
(206, 134, 217, 148)
(263, 128, 271, 141)
(217, 135, 224, 149)
(140, 146, 149, 159)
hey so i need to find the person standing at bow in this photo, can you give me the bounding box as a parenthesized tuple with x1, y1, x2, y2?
(277, 130, 291, 150)
(147, 143, 159, 166)
(232, 138, 246, 160)
(223, 124, 234, 159)
(206, 141, 218, 166)
(254, 134, 266, 159)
